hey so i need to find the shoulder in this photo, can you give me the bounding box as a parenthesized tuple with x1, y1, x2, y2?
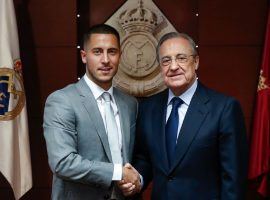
(197, 83, 242, 113)
(45, 83, 77, 105)
(140, 89, 168, 106)
(198, 83, 238, 103)
(114, 87, 138, 106)
(43, 84, 78, 129)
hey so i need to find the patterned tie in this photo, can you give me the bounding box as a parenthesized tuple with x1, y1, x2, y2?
(103, 92, 122, 164)
(165, 97, 183, 167)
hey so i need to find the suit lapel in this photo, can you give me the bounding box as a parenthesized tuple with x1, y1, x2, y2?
(170, 83, 209, 172)
(152, 89, 170, 172)
(75, 79, 113, 162)
(113, 89, 130, 163)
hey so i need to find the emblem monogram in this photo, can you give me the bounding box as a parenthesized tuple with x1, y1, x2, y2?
(0, 60, 25, 121)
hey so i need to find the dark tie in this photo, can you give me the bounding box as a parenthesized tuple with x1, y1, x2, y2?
(165, 97, 183, 167)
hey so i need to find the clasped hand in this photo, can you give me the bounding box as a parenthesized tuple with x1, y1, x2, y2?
(117, 163, 141, 196)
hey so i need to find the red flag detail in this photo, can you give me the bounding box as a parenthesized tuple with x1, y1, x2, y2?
(248, 6, 270, 197)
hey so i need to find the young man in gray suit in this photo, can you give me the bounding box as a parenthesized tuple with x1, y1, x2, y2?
(43, 24, 140, 200)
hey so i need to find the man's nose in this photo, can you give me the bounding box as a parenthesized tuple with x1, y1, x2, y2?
(101, 53, 109, 64)
(170, 58, 179, 70)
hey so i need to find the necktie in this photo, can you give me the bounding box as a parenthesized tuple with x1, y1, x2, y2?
(103, 92, 122, 164)
(165, 97, 183, 167)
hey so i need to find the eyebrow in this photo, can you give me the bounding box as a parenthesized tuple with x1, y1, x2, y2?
(91, 47, 119, 51)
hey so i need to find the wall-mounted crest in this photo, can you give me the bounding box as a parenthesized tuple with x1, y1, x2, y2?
(106, 0, 176, 97)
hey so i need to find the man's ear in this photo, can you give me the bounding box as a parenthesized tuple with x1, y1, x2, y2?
(195, 56, 199, 70)
(80, 50, 87, 64)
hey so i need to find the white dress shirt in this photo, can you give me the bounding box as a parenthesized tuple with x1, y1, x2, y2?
(166, 79, 198, 141)
(83, 75, 123, 180)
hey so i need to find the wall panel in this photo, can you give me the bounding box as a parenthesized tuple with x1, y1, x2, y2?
(0, 0, 268, 199)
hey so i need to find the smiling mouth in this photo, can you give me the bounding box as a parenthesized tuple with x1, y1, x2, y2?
(168, 73, 183, 77)
(99, 67, 112, 72)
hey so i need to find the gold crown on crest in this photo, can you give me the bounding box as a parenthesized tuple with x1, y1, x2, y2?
(119, 0, 162, 33)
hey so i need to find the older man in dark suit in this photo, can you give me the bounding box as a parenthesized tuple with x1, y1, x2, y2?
(122, 32, 248, 200)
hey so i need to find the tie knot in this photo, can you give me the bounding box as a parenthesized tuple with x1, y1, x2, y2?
(103, 92, 111, 102)
(171, 97, 183, 109)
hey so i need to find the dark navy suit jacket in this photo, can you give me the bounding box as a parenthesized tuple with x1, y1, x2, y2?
(133, 82, 248, 200)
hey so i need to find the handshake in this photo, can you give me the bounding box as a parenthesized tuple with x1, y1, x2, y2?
(117, 163, 142, 197)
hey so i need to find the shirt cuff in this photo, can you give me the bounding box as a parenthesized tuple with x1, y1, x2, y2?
(112, 164, 122, 181)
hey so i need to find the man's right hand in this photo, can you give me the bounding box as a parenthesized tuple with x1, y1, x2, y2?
(117, 163, 141, 196)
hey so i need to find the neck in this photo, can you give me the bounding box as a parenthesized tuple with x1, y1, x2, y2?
(170, 78, 196, 96)
(85, 72, 112, 91)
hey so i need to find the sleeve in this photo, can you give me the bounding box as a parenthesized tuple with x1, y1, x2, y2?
(219, 98, 248, 200)
(43, 90, 114, 188)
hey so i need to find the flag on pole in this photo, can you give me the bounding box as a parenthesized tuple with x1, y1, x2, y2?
(0, 0, 32, 199)
(248, 5, 270, 197)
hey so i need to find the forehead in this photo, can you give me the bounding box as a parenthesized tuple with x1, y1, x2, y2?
(159, 37, 193, 56)
(87, 33, 119, 49)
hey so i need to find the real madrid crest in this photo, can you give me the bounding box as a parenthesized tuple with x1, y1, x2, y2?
(0, 59, 25, 121)
(106, 0, 177, 97)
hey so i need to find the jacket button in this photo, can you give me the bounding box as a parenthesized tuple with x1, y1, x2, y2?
(168, 175, 174, 181)
(104, 194, 110, 199)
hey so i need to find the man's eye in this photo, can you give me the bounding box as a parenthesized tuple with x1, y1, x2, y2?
(176, 56, 188, 62)
(108, 50, 118, 55)
(161, 60, 169, 65)
(93, 49, 101, 55)
(178, 56, 187, 60)
(162, 58, 171, 63)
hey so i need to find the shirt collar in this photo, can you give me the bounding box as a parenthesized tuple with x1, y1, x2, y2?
(167, 79, 198, 106)
(83, 74, 114, 102)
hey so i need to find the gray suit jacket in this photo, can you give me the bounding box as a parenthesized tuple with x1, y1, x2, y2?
(43, 78, 138, 200)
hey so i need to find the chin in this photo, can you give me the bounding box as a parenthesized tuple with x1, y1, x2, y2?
(168, 81, 186, 88)
(99, 77, 113, 83)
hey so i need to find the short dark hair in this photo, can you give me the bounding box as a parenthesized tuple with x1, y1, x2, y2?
(82, 24, 120, 49)
(156, 32, 198, 62)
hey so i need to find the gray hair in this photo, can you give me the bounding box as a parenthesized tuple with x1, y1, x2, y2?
(156, 32, 198, 62)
